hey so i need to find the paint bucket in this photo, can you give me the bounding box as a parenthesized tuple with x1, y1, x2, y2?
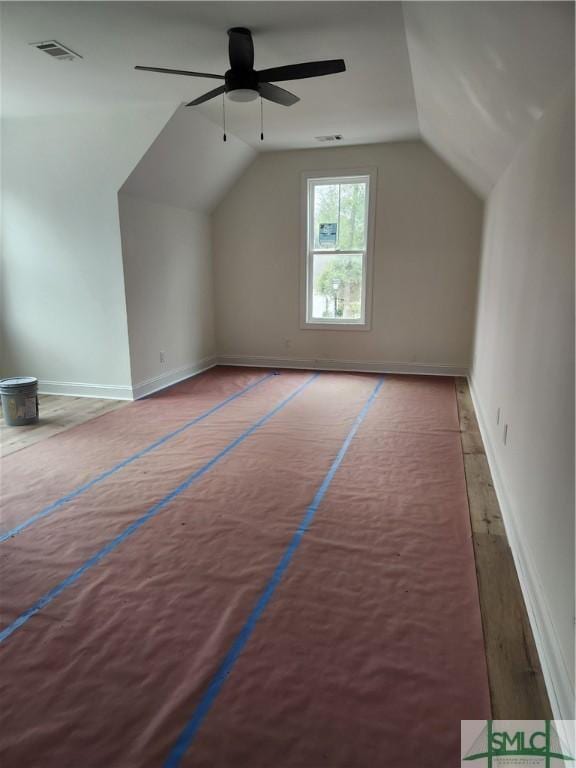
(0, 377, 39, 426)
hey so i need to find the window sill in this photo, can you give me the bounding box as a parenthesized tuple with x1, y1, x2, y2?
(300, 321, 372, 332)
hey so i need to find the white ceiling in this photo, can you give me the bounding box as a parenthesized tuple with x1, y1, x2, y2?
(1, 2, 419, 147)
(404, 1, 575, 196)
(194, 2, 419, 149)
(1, 2, 574, 198)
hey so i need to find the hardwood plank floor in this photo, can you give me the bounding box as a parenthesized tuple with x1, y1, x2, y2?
(1, 394, 128, 456)
(1, 381, 553, 718)
(456, 377, 552, 718)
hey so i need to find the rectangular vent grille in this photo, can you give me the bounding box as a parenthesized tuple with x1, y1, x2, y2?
(30, 41, 82, 61)
(315, 135, 343, 143)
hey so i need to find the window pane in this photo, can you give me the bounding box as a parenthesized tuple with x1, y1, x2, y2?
(338, 182, 367, 250)
(313, 184, 339, 249)
(312, 181, 367, 251)
(311, 253, 363, 320)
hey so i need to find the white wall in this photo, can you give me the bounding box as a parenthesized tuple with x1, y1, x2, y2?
(213, 141, 483, 373)
(119, 194, 216, 398)
(471, 81, 575, 719)
(1, 105, 174, 398)
(117, 108, 255, 398)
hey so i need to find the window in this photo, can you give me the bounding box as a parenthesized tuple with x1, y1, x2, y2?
(301, 170, 375, 329)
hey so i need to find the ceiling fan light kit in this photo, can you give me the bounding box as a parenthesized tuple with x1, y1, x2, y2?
(226, 88, 258, 103)
(136, 27, 346, 142)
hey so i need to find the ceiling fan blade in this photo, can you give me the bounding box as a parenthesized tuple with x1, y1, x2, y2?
(185, 84, 226, 106)
(257, 59, 346, 83)
(259, 82, 300, 107)
(228, 27, 254, 70)
(135, 66, 224, 80)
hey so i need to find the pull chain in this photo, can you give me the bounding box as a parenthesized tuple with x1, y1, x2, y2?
(222, 95, 265, 143)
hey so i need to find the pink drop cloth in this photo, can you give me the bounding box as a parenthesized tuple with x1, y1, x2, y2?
(0, 368, 490, 768)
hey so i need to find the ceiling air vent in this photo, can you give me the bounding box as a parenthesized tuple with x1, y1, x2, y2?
(30, 41, 82, 61)
(315, 134, 343, 143)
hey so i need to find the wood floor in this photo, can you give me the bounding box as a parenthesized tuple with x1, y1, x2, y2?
(1, 378, 552, 717)
(456, 377, 552, 718)
(0, 394, 127, 457)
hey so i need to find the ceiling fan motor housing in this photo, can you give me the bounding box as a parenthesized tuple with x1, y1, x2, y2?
(225, 68, 259, 95)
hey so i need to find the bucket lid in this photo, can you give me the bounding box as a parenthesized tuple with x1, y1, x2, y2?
(0, 376, 38, 388)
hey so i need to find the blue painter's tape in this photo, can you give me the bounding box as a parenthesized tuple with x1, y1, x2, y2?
(0, 373, 276, 543)
(0, 373, 318, 646)
(162, 376, 384, 768)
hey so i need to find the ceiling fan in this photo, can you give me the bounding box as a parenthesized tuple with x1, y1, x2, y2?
(135, 27, 346, 107)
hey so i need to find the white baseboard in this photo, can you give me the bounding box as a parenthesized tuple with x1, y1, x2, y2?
(131, 356, 217, 400)
(38, 380, 134, 400)
(38, 357, 218, 401)
(37, 357, 465, 401)
(217, 355, 468, 377)
(469, 376, 575, 721)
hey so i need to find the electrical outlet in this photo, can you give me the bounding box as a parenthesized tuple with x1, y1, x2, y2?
(503, 423, 508, 445)
(159, 351, 166, 364)
(496, 407, 501, 425)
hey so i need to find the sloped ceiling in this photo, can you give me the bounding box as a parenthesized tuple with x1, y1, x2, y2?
(403, 1, 575, 196)
(2, 1, 574, 202)
(120, 108, 256, 212)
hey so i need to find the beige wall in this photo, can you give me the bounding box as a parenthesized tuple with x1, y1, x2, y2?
(212, 141, 483, 372)
(119, 195, 216, 397)
(471, 81, 575, 719)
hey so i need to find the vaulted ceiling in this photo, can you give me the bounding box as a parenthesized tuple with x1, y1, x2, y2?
(121, 108, 257, 212)
(2, 1, 574, 198)
(404, 2, 575, 195)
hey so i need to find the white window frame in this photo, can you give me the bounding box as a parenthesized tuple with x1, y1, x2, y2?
(300, 168, 376, 331)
